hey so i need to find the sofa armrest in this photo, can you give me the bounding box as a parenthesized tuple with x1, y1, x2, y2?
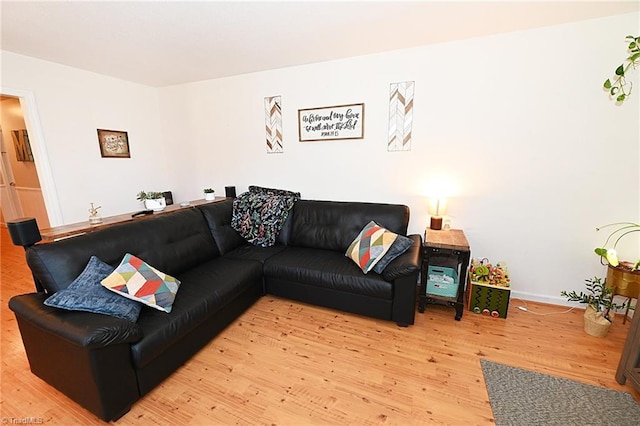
(9, 292, 142, 421)
(382, 234, 421, 281)
(9, 293, 143, 349)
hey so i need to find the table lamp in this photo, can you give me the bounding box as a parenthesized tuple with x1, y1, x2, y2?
(429, 197, 447, 230)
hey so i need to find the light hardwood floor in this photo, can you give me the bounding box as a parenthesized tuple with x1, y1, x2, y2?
(1, 227, 638, 425)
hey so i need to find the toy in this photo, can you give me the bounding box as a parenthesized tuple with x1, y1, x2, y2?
(470, 258, 510, 287)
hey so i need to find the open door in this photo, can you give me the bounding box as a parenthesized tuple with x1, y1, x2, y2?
(0, 126, 25, 222)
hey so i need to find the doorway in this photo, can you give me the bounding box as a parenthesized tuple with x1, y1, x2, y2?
(0, 89, 61, 229)
(0, 96, 49, 228)
(0, 126, 24, 221)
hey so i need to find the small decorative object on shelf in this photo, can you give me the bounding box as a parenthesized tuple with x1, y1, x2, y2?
(136, 190, 166, 212)
(88, 203, 102, 224)
(468, 258, 511, 319)
(203, 188, 215, 201)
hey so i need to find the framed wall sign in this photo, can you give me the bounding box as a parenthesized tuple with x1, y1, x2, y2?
(265, 95, 283, 153)
(97, 129, 130, 158)
(298, 103, 364, 142)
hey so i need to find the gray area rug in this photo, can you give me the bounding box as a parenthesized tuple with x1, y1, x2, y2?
(481, 359, 640, 426)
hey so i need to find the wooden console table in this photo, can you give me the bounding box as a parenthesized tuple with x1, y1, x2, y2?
(40, 197, 228, 242)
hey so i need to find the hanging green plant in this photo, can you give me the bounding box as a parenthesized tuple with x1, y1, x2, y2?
(604, 35, 640, 103)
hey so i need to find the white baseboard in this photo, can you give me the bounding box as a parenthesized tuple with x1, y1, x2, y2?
(511, 290, 635, 318)
(510, 290, 577, 307)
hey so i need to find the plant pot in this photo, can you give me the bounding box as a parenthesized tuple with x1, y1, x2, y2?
(606, 264, 640, 298)
(204, 193, 215, 201)
(583, 305, 612, 337)
(144, 197, 166, 212)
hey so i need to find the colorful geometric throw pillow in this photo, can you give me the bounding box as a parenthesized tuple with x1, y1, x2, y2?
(346, 221, 398, 273)
(101, 253, 181, 313)
(44, 256, 142, 322)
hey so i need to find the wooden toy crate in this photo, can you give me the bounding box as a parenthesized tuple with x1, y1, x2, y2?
(467, 280, 511, 318)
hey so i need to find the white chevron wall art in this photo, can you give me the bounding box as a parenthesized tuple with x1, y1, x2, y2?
(387, 81, 415, 152)
(264, 95, 283, 153)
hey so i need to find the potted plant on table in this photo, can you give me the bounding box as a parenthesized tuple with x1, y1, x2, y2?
(136, 190, 166, 212)
(203, 188, 215, 201)
(561, 277, 627, 337)
(594, 222, 640, 322)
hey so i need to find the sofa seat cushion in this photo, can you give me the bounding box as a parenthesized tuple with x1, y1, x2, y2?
(263, 247, 393, 300)
(130, 257, 262, 368)
(223, 244, 287, 264)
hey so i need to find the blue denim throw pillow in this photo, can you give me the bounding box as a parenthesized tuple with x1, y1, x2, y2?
(371, 234, 414, 274)
(44, 256, 142, 322)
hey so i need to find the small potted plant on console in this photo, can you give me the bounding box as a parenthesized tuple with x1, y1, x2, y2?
(204, 188, 215, 201)
(136, 190, 166, 212)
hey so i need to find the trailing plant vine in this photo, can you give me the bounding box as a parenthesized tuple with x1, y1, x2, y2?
(604, 35, 640, 103)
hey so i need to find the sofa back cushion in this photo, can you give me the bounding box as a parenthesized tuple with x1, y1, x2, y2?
(199, 199, 294, 253)
(198, 200, 247, 255)
(289, 200, 410, 252)
(27, 209, 218, 294)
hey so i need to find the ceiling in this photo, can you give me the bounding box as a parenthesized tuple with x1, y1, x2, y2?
(1, 1, 638, 87)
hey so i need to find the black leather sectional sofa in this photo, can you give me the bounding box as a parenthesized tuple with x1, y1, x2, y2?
(9, 197, 421, 421)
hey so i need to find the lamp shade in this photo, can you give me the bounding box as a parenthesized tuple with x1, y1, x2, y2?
(428, 197, 448, 217)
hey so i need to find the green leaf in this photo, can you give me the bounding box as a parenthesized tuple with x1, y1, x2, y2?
(627, 52, 640, 62)
(611, 87, 618, 95)
(594, 248, 608, 256)
(604, 79, 612, 89)
(615, 65, 625, 76)
(629, 42, 637, 50)
(617, 94, 626, 102)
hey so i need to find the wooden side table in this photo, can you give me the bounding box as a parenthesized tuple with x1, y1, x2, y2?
(418, 228, 471, 321)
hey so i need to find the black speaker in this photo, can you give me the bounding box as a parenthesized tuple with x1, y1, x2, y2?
(7, 217, 42, 247)
(225, 186, 236, 198)
(162, 191, 174, 205)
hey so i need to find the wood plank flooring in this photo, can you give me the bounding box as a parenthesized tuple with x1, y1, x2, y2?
(1, 227, 638, 424)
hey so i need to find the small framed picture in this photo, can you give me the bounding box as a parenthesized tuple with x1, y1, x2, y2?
(97, 129, 130, 158)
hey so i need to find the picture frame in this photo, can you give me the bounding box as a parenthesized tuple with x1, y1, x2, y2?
(97, 129, 130, 158)
(298, 103, 364, 142)
(11, 129, 34, 162)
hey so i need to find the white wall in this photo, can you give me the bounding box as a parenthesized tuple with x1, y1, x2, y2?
(0, 13, 637, 304)
(159, 13, 640, 304)
(1, 51, 170, 224)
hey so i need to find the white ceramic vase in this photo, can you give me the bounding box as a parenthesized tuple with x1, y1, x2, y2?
(204, 192, 215, 201)
(144, 197, 166, 212)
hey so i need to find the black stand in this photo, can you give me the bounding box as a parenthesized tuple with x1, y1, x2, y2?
(7, 217, 44, 293)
